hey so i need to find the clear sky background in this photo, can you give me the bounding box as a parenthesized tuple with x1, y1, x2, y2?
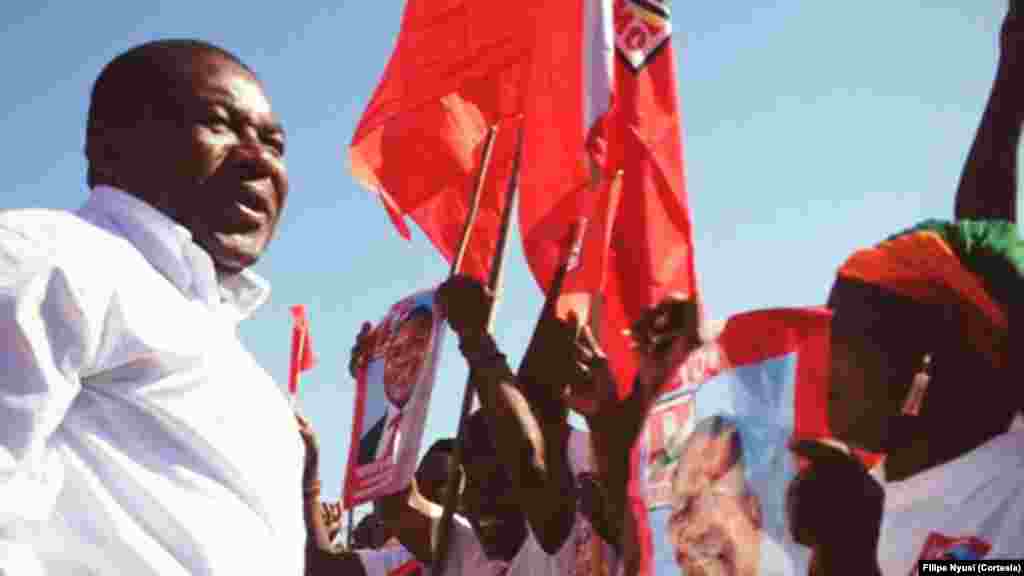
(2, 1, 1019, 525)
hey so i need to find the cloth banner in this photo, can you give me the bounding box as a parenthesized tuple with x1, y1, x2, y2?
(641, 307, 881, 575)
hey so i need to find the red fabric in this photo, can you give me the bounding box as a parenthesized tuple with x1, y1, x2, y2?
(349, 0, 543, 282)
(521, 0, 697, 321)
(527, 3, 697, 570)
(517, 0, 592, 294)
(387, 559, 423, 576)
(289, 305, 316, 395)
(555, 175, 624, 325)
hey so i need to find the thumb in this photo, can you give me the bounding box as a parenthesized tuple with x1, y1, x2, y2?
(566, 309, 583, 338)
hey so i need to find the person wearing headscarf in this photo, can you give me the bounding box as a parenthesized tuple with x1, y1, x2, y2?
(791, 4, 1024, 572)
(790, 219, 1022, 575)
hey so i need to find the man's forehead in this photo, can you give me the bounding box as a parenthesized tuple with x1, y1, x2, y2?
(188, 58, 275, 118)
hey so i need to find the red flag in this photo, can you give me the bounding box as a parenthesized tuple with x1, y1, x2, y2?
(522, 3, 697, 573)
(555, 172, 623, 329)
(289, 305, 316, 396)
(348, 0, 538, 283)
(350, 0, 614, 284)
(522, 0, 697, 393)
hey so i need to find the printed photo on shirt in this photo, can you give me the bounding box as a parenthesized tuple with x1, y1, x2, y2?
(344, 289, 446, 508)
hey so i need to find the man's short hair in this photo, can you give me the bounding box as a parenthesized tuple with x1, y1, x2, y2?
(85, 39, 255, 188)
(415, 438, 456, 485)
(690, 415, 742, 463)
(423, 438, 456, 460)
(672, 414, 748, 496)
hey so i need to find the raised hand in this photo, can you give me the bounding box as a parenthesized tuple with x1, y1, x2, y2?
(787, 439, 884, 574)
(629, 294, 701, 405)
(348, 321, 374, 379)
(562, 311, 618, 418)
(435, 274, 493, 337)
(321, 501, 343, 542)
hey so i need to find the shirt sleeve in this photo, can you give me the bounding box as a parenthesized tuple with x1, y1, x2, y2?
(0, 225, 102, 574)
(433, 514, 496, 576)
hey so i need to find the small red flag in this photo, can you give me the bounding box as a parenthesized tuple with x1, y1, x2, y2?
(289, 305, 316, 396)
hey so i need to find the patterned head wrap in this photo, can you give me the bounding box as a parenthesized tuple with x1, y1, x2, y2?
(836, 219, 1021, 369)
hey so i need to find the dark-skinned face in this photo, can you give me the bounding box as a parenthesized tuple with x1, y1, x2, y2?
(460, 442, 526, 561)
(826, 280, 926, 452)
(121, 51, 288, 272)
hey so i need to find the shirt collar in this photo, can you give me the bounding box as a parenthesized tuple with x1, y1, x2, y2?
(880, 429, 1024, 510)
(81, 185, 271, 319)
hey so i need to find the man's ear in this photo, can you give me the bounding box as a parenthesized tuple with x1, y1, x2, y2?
(85, 127, 124, 188)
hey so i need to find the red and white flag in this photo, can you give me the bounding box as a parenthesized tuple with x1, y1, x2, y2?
(520, 3, 697, 572)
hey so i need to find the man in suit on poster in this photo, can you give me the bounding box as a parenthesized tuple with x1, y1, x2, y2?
(357, 305, 434, 466)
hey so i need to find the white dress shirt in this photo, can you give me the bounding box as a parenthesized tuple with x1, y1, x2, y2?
(0, 186, 306, 575)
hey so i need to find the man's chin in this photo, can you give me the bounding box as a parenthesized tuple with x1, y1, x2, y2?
(200, 231, 270, 273)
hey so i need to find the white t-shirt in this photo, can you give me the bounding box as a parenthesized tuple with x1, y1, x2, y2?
(874, 428, 1024, 575)
(355, 545, 422, 576)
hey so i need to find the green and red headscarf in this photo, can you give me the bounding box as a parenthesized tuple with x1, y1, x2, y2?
(836, 219, 1020, 369)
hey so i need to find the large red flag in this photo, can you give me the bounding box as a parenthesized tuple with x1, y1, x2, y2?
(350, 0, 615, 283)
(522, 0, 697, 395)
(289, 305, 316, 396)
(349, 1, 539, 282)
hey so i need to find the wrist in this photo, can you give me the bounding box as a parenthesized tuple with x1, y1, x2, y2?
(303, 478, 321, 500)
(458, 330, 500, 365)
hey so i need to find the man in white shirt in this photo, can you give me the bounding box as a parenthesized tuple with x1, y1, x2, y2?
(0, 39, 305, 575)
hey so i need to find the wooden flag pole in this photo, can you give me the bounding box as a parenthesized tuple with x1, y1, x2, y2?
(586, 169, 623, 343)
(516, 216, 589, 382)
(431, 122, 524, 574)
(450, 125, 500, 276)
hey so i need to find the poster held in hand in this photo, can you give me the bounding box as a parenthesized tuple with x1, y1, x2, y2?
(641, 307, 882, 575)
(342, 289, 446, 508)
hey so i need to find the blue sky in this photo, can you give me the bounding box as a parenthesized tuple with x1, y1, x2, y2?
(1, 1, 1016, 520)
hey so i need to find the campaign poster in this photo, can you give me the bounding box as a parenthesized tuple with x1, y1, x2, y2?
(642, 308, 847, 576)
(343, 289, 445, 508)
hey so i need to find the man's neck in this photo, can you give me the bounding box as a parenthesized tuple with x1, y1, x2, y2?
(884, 413, 1006, 482)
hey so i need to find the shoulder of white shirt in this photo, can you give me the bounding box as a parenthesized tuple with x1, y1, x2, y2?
(0, 189, 270, 319)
